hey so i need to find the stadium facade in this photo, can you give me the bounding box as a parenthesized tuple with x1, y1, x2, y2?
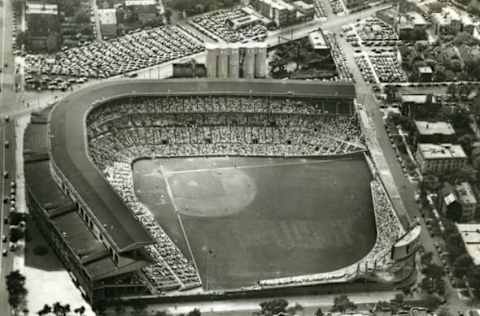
(24, 79, 417, 307)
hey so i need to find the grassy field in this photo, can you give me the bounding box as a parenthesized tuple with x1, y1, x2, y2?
(132, 156, 376, 291)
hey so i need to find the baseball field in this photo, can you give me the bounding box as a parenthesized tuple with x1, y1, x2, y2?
(132, 156, 376, 290)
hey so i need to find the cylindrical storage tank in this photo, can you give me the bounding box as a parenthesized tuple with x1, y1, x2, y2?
(217, 44, 229, 79)
(205, 43, 218, 79)
(242, 44, 255, 79)
(254, 42, 267, 78)
(229, 43, 240, 79)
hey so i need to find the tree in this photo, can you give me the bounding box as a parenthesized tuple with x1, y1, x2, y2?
(438, 307, 453, 316)
(330, 295, 356, 313)
(286, 303, 303, 315)
(10, 227, 24, 243)
(37, 304, 51, 316)
(453, 254, 473, 278)
(423, 263, 445, 279)
(187, 308, 201, 316)
(164, 9, 172, 24)
(6, 270, 27, 310)
(259, 299, 289, 316)
(421, 252, 433, 266)
(447, 84, 457, 99)
(314, 307, 324, 316)
(423, 294, 442, 311)
(445, 201, 463, 222)
(458, 134, 475, 156)
(74, 306, 86, 315)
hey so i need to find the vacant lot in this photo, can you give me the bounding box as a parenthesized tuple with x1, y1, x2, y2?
(133, 156, 376, 290)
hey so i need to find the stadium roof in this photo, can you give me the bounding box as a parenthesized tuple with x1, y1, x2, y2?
(49, 79, 355, 252)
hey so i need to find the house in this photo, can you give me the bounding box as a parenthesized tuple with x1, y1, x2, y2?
(416, 143, 467, 173)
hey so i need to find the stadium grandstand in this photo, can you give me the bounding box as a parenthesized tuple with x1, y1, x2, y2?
(24, 79, 414, 307)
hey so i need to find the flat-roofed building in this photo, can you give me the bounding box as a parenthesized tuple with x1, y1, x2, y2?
(400, 94, 438, 118)
(418, 65, 433, 82)
(414, 121, 456, 144)
(26, 1, 60, 51)
(292, 0, 314, 20)
(26, 2, 58, 15)
(308, 30, 329, 51)
(98, 8, 118, 38)
(250, 0, 297, 27)
(456, 224, 480, 265)
(457, 182, 478, 222)
(416, 143, 467, 173)
(432, 7, 473, 35)
(125, 0, 164, 24)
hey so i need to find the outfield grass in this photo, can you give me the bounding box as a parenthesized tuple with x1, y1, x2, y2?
(133, 156, 376, 291)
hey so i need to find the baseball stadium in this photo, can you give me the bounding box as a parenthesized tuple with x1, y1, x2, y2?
(23, 79, 420, 307)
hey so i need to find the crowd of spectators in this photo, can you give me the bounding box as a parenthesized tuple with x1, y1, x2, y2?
(369, 52, 408, 83)
(86, 96, 364, 168)
(83, 95, 368, 293)
(25, 25, 204, 82)
(106, 162, 201, 292)
(368, 180, 404, 265)
(189, 8, 268, 43)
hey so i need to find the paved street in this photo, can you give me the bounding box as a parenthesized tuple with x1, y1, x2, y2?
(0, 0, 19, 314)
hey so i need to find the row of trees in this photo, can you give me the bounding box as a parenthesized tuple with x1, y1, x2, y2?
(6, 270, 28, 314)
(167, 0, 238, 17)
(37, 303, 86, 316)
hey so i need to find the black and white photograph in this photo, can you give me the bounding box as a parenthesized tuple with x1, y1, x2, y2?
(1, 0, 480, 315)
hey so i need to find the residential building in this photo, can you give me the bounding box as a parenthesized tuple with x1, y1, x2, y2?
(98, 8, 118, 39)
(417, 66, 433, 82)
(250, 0, 309, 27)
(308, 30, 329, 51)
(457, 182, 478, 222)
(432, 7, 475, 35)
(399, 94, 438, 118)
(25, 1, 59, 51)
(416, 143, 467, 173)
(456, 224, 480, 265)
(414, 121, 456, 144)
(125, 0, 164, 24)
(438, 182, 477, 222)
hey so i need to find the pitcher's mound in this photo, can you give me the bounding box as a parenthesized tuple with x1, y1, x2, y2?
(170, 168, 257, 217)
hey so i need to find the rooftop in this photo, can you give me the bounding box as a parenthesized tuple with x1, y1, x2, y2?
(26, 2, 58, 15)
(456, 182, 477, 205)
(400, 94, 435, 104)
(418, 66, 433, 74)
(257, 0, 295, 11)
(125, 0, 157, 5)
(415, 121, 455, 136)
(98, 8, 117, 25)
(417, 143, 467, 160)
(457, 223, 480, 265)
(309, 30, 329, 50)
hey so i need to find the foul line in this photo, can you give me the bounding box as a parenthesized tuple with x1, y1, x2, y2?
(159, 165, 202, 286)
(163, 158, 339, 176)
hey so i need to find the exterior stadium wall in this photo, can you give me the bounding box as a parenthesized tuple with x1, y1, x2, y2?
(29, 79, 413, 306)
(25, 186, 95, 302)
